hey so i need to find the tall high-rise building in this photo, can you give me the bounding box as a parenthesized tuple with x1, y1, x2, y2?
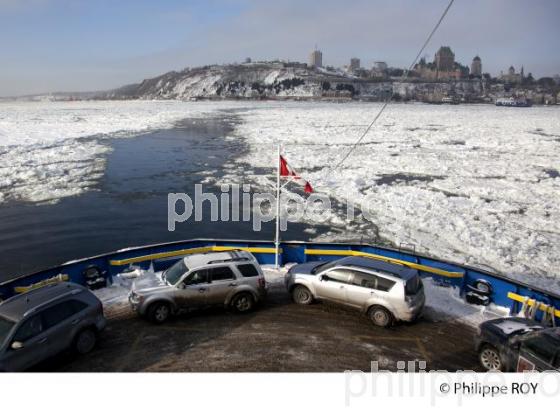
(309, 48, 323, 68)
(349, 57, 360, 71)
(470, 56, 482, 77)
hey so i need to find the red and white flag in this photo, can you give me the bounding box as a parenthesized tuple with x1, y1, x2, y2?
(279, 155, 314, 193)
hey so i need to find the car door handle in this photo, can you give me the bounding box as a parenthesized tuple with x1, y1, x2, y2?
(38, 337, 47, 344)
(228, 283, 238, 287)
(198, 288, 207, 293)
(71, 318, 81, 325)
(339, 285, 345, 289)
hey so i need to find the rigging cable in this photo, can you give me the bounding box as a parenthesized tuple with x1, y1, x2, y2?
(328, 0, 456, 174)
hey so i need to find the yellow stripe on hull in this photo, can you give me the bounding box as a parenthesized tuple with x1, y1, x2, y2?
(14, 274, 70, 294)
(508, 292, 560, 318)
(304, 249, 464, 278)
(109, 246, 280, 267)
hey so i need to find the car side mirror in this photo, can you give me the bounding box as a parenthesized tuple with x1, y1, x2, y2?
(321, 275, 329, 282)
(11, 341, 24, 350)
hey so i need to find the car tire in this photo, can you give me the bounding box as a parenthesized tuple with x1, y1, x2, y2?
(292, 285, 314, 305)
(231, 292, 255, 313)
(479, 344, 503, 371)
(74, 328, 97, 355)
(368, 306, 393, 327)
(148, 302, 171, 324)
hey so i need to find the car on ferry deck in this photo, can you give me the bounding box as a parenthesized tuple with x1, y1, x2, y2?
(285, 256, 425, 327)
(475, 317, 560, 371)
(0, 282, 106, 372)
(128, 250, 267, 323)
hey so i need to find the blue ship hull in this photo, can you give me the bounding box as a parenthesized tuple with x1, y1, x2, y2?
(1, 238, 558, 325)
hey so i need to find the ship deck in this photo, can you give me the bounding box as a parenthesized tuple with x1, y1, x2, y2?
(34, 282, 481, 372)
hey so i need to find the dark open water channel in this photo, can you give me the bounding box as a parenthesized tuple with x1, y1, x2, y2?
(0, 114, 319, 281)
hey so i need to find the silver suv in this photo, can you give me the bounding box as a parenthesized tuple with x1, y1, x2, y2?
(285, 256, 425, 327)
(129, 250, 267, 323)
(0, 282, 107, 371)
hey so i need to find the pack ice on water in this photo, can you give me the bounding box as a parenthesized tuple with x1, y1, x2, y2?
(1, 100, 559, 291)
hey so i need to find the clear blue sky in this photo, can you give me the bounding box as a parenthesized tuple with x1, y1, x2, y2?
(1, 0, 559, 96)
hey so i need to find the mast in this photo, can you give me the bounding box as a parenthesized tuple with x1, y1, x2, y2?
(274, 143, 281, 268)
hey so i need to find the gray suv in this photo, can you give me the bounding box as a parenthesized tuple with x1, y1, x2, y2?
(129, 250, 267, 323)
(0, 282, 107, 372)
(285, 256, 425, 327)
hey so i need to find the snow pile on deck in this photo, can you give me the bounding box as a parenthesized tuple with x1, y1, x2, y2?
(421, 277, 509, 327)
(229, 102, 560, 290)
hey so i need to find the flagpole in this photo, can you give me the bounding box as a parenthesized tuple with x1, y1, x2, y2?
(275, 143, 281, 269)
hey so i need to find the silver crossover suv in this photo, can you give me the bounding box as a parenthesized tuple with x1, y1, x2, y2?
(285, 256, 425, 327)
(0, 282, 107, 371)
(129, 250, 267, 323)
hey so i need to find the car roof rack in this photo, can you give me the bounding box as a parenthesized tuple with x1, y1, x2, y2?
(207, 256, 250, 265)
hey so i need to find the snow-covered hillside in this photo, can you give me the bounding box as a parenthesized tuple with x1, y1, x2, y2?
(108, 63, 336, 100)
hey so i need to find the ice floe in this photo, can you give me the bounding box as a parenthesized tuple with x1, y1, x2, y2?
(228, 101, 560, 290)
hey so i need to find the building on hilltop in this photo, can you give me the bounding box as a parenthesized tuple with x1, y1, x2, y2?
(371, 61, 388, 78)
(435, 46, 455, 71)
(349, 58, 360, 72)
(413, 46, 467, 80)
(470, 56, 482, 77)
(500, 65, 523, 83)
(309, 48, 323, 68)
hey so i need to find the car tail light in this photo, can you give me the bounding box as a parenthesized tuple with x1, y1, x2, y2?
(258, 277, 266, 288)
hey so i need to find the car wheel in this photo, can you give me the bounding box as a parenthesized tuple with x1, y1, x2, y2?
(292, 285, 313, 305)
(368, 306, 393, 327)
(231, 292, 255, 313)
(74, 328, 97, 355)
(479, 345, 502, 371)
(148, 302, 171, 324)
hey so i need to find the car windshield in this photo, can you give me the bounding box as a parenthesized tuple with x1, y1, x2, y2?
(0, 315, 15, 346)
(163, 260, 189, 285)
(312, 260, 338, 274)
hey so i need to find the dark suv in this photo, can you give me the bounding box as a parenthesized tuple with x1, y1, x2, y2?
(475, 317, 560, 371)
(0, 282, 106, 371)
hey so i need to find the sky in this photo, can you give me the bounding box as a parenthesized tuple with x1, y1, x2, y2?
(1, 0, 559, 96)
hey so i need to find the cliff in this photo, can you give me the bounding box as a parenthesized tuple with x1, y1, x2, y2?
(98, 62, 559, 104)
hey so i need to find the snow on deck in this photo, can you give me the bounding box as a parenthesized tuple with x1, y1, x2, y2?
(95, 265, 509, 328)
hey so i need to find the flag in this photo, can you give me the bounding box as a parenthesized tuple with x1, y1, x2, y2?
(279, 155, 314, 193)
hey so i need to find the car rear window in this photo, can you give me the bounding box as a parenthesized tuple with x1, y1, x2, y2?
(351, 272, 377, 289)
(352, 272, 396, 291)
(524, 334, 558, 364)
(210, 266, 235, 281)
(69, 299, 89, 313)
(376, 276, 396, 292)
(405, 275, 422, 295)
(42, 301, 76, 329)
(237, 264, 259, 277)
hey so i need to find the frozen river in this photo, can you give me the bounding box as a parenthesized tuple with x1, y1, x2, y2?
(0, 100, 559, 290)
